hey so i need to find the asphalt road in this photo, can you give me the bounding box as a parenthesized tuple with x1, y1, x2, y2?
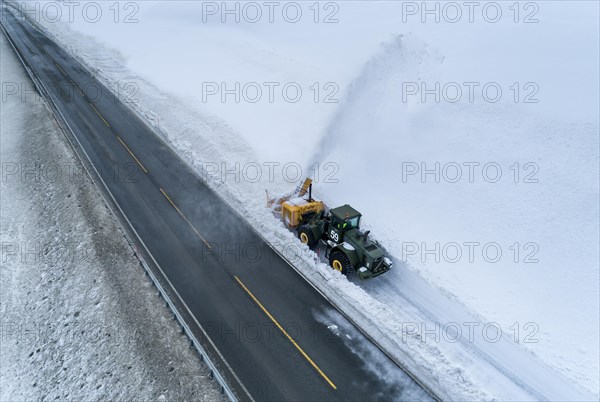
(1, 7, 432, 401)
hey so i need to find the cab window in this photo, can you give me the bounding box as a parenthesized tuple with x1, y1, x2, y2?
(346, 216, 359, 229)
(335, 216, 359, 229)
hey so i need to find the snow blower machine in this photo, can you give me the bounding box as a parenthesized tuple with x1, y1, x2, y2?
(267, 178, 392, 279)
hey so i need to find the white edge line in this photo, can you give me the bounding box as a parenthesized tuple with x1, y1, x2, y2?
(0, 11, 249, 402)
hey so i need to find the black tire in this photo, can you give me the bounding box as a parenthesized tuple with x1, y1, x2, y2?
(298, 226, 317, 248)
(329, 251, 352, 275)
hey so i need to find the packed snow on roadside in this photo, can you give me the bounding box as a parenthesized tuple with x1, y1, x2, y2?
(10, 0, 599, 399)
(0, 32, 225, 401)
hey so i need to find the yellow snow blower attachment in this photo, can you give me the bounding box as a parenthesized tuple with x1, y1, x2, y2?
(266, 178, 324, 228)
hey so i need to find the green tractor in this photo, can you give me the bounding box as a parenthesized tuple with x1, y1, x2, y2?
(298, 204, 393, 279)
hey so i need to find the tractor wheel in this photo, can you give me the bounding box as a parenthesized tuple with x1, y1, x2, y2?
(329, 251, 352, 275)
(298, 226, 317, 249)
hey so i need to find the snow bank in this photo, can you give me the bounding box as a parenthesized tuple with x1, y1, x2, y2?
(9, 0, 598, 399)
(0, 32, 224, 401)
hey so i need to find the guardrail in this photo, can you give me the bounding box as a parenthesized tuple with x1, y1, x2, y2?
(136, 245, 238, 401)
(1, 3, 440, 400)
(0, 6, 245, 401)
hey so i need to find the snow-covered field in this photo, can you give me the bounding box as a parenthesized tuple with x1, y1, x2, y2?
(0, 32, 225, 401)
(4, 0, 599, 400)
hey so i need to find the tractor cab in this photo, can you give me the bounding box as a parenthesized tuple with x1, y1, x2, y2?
(273, 178, 392, 279)
(327, 205, 361, 243)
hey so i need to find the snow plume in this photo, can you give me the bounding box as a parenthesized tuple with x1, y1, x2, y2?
(306, 33, 443, 171)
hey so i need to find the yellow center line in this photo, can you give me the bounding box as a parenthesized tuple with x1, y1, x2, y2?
(72, 81, 85, 97)
(234, 275, 337, 391)
(116, 136, 148, 174)
(159, 188, 212, 249)
(54, 62, 67, 77)
(89, 102, 110, 127)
